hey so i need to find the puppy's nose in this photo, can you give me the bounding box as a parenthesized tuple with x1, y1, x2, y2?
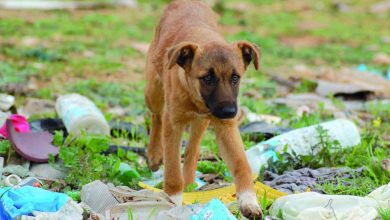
(213, 104, 237, 119)
(221, 106, 237, 118)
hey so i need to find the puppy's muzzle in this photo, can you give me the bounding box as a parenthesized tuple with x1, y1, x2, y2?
(211, 102, 237, 119)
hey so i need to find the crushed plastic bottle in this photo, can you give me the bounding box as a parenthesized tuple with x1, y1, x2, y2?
(56, 94, 110, 136)
(245, 119, 361, 174)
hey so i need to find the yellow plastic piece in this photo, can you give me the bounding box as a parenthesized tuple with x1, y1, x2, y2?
(139, 181, 287, 205)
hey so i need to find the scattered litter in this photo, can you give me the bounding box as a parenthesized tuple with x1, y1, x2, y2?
(156, 205, 201, 220)
(56, 93, 110, 136)
(80, 180, 120, 216)
(387, 67, 390, 80)
(131, 41, 150, 54)
(0, 157, 3, 180)
(0, 111, 10, 129)
(0, 93, 15, 111)
(373, 53, 390, 65)
(276, 65, 390, 98)
(6, 119, 59, 162)
(0, 114, 30, 139)
(270, 182, 390, 220)
(270, 93, 339, 114)
(381, 158, 390, 172)
(0, 186, 70, 220)
(143, 168, 206, 190)
(106, 185, 176, 220)
(242, 107, 282, 124)
(105, 145, 146, 155)
(263, 167, 364, 194)
(370, 0, 390, 13)
(20, 98, 56, 118)
(3, 164, 31, 178)
(315, 80, 374, 100)
(139, 180, 286, 205)
(118, 162, 141, 185)
(190, 198, 237, 220)
(240, 121, 291, 141)
(4, 174, 22, 187)
(29, 118, 66, 134)
(246, 119, 360, 174)
(30, 162, 67, 180)
(20, 199, 83, 220)
(356, 64, 383, 76)
(4, 175, 42, 188)
(0, 0, 137, 10)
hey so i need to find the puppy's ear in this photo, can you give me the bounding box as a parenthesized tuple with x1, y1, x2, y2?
(233, 41, 260, 71)
(167, 42, 199, 72)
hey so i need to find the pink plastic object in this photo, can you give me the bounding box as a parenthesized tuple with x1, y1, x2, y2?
(0, 114, 30, 139)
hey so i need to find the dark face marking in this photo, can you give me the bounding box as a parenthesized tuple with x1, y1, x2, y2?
(199, 67, 241, 119)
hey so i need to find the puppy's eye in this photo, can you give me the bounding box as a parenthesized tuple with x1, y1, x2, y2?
(231, 74, 240, 85)
(201, 72, 217, 85)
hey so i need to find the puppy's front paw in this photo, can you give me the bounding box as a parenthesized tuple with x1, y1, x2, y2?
(238, 191, 263, 219)
(147, 153, 163, 171)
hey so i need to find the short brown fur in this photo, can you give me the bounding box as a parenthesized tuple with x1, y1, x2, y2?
(144, 0, 262, 218)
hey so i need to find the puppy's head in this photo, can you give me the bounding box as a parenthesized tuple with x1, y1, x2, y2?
(167, 41, 260, 119)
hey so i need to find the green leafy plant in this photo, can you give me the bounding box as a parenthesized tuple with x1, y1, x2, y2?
(379, 205, 390, 220)
(52, 132, 148, 189)
(0, 140, 10, 155)
(184, 183, 198, 192)
(197, 158, 231, 181)
(266, 125, 346, 174)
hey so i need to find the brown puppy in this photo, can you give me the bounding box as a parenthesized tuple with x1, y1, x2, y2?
(145, 0, 262, 218)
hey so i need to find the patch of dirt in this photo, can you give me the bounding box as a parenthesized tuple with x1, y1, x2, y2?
(279, 36, 326, 48)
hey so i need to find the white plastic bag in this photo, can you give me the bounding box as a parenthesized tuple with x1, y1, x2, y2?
(270, 183, 390, 220)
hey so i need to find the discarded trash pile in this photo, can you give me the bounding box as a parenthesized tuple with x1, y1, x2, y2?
(263, 167, 365, 194)
(0, 74, 389, 219)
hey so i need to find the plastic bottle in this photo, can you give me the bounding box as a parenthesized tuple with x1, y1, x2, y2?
(56, 94, 110, 136)
(245, 119, 360, 174)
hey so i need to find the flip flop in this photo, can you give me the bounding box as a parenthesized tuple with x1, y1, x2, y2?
(6, 119, 59, 162)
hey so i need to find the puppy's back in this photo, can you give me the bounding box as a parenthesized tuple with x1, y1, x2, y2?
(150, 0, 221, 71)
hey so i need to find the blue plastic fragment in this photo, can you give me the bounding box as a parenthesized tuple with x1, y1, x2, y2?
(0, 186, 69, 220)
(191, 198, 237, 220)
(387, 67, 390, 80)
(356, 64, 368, 72)
(356, 64, 385, 76)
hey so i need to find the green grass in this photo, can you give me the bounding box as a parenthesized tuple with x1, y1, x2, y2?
(379, 206, 390, 220)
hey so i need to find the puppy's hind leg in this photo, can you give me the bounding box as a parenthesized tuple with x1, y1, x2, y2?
(147, 114, 163, 171)
(183, 119, 209, 188)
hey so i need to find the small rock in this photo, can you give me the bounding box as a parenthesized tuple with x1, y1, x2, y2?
(333, 2, 351, 12)
(30, 162, 67, 180)
(370, 0, 390, 13)
(3, 164, 31, 178)
(21, 98, 56, 118)
(131, 42, 150, 54)
(373, 53, 390, 65)
(200, 173, 219, 183)
(381, 158, 390, 172)
(83, 50, 95, 58)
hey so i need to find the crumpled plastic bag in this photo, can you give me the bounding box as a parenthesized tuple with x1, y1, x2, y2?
(270, 183, 390, 220)
(191, 198, 237, 220)
(20, 199, 83, 220)
(0, 186, 69, 220)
